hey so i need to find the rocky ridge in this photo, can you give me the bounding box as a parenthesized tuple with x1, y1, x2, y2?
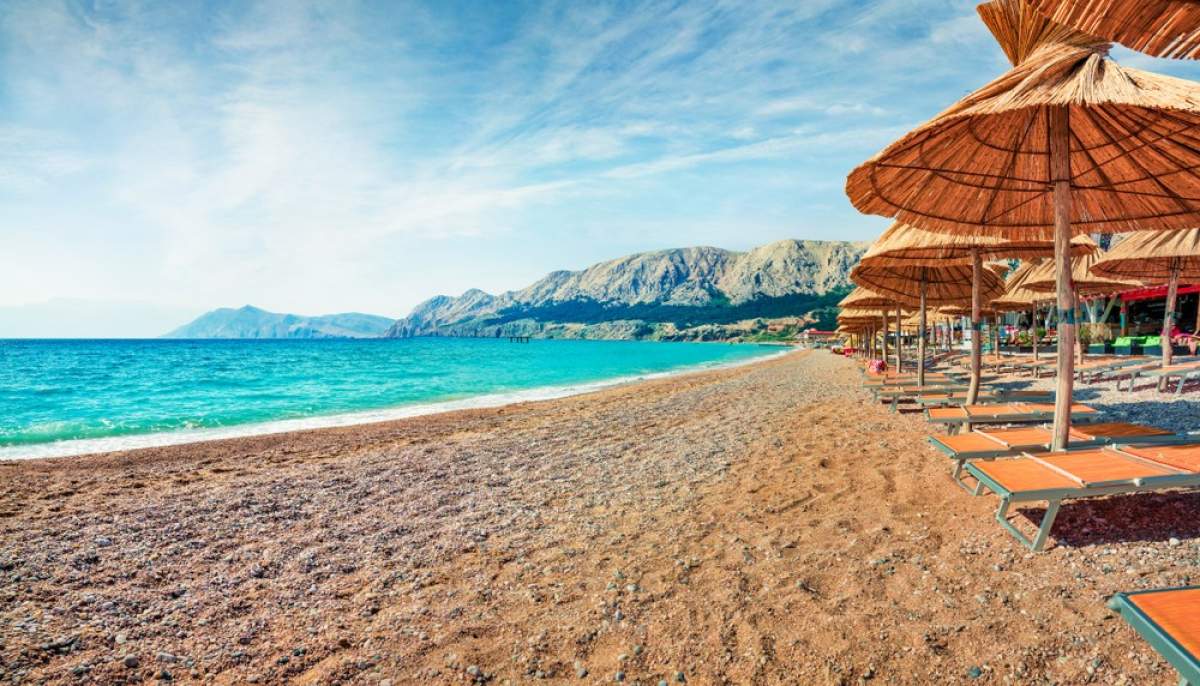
(387, 239, 867, 340)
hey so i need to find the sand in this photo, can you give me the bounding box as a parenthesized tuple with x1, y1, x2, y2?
(1, 350, 1198, 685)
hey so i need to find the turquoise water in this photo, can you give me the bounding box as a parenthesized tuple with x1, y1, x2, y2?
(0, 338, 780, 458)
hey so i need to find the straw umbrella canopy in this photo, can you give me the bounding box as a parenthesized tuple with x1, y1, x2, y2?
(844, 0, 1200, 450)
(1023, 252, 1142, 296)
(839, 287, 900, 309)
(1091, 228, 1200, 365)
(940, 304, 999, 317)
(986, 261, 1012, 278)
(991, 260, 1047, 311)
(840, 287, 903, 363)
(1029, 0, 1200, 59)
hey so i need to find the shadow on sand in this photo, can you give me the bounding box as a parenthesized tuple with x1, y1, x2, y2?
(1014, 490, 1200, 548)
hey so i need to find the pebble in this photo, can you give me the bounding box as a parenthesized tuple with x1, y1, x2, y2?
(1169, 537, 1182, 547)
(122, 655, 139, 669)
(967, 666, 983, 679)
(614, 672, 625, 682)
(675, 672, 686, 683)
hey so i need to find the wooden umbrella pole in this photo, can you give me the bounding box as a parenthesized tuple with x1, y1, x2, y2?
(918, 274, 927, 387)
(1032, 305, 1040, 362)
(1049, 105, 1076, 452)
(895, 306, 903, 373)
(1075, 293, 1085, 367)
(1163, 261, 1180, 367)
(967, 249, 983, 404)
(881, 308, 889, 367)
(993, 314, 1001, 360)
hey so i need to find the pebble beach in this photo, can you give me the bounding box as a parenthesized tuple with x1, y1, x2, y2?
(2, 350, 1198, 684)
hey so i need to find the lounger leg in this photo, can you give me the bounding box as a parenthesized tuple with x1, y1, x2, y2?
(951, 459, 980, 494)
(995, 498, 1061, 552)
(1030, 501, 1060, 552)
(1178, 376, 1187, 397)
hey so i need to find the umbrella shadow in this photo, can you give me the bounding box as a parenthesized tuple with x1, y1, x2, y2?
(1092, 399, 1200, 435)
(1015, 491, 1200, 548)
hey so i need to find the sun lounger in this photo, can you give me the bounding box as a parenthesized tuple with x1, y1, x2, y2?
(928, 422, 1178, 491)
(863, 376, 956, 390)
(912, 390, 1053, 407)
(925, 402, 1097, 434)
(1076, 358, 1144, 383)
(1140, 360, 1200, 395)
(966, 443, 1200, 551)
(873, 383, 968, 400)
(1107, 587, 1200, 686)
(1011, 358, 1055, 377)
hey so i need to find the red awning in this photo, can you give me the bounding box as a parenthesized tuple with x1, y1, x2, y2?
(1120, 284, 1200, 303)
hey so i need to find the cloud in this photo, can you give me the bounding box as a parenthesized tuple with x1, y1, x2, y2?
(6, 0, 1197, 325)
(0, 125, 90, 192)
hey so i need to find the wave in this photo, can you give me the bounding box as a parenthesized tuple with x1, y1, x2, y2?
(0, 348, 789, 461)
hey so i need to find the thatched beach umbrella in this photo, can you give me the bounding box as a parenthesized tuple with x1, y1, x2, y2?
(1091, 228, 1200, 365)
(1024, 252, 1141, 296)
(852, 246, 1004, 385)
(1024, 253, 1141, 364)
(840, 287, 901, 364)
(1029, 0, 1200, 59)
(844, 0, 1200, 449)
(838, 308, 887, 358)
(852, 221, 1089, 393)
(992, 260, 1053, 360)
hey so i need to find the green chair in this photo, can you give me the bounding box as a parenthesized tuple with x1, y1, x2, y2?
(1142, 335, 1164, 357)
(1113, 336, 1143, 356)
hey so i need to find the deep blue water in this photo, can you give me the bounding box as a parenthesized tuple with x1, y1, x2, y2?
(0, 338, 780, 458)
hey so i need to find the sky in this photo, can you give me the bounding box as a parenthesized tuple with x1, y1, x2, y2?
(4, 0, 1200, 336)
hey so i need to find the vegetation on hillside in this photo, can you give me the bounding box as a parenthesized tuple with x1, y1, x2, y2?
(478, 288, 851, 331)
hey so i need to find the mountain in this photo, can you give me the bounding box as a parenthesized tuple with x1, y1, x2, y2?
(387, 239, 868, 341)
(164, 306, 395, 339)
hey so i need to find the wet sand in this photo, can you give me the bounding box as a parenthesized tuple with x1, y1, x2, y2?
(1, 350, 1197, 684)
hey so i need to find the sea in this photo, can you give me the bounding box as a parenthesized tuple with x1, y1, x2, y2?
(0, 337, 783, 460)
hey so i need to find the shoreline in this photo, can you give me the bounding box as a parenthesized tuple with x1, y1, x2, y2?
(0, 345, 795, 463)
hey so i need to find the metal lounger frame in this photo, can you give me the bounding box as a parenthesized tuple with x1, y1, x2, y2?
(966, 452, 1200, 552)
(913, 392, 1053, 408)
(1122, 364, 1200, 395)
(924, 409, 1097, 435)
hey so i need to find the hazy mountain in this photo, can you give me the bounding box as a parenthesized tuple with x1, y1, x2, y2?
(387, 239, 868, 341)
(164, 306, 394, 339)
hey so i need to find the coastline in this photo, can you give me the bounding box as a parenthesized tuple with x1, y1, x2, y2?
(0, 344, 793, 462)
